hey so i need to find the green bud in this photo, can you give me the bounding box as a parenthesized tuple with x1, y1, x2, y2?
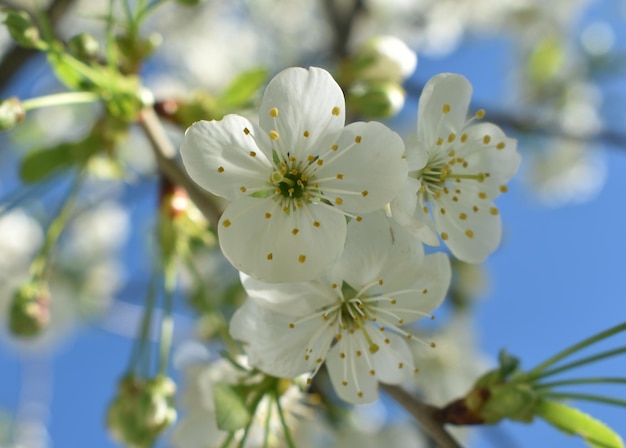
(106, 375, 177, 448)
(0, 97, 25, 131)
(347, 81, 406, 118)
(478, 383, 538, 424)
(67, 33, 100, 62)
(351, 35, 417, 83)
(3, 10, 45, 49)
(8, 282, 51, 338)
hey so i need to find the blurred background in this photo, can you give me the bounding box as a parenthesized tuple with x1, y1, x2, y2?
(0, 0, 625, 447)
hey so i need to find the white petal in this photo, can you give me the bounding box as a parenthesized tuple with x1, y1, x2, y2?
(390, 177, 420, 226)
(180, 116, 273, 200)
(333, 212, 393, 290)
(315, 121, 407, 213)
(375, 221, 425, 292)
(218, 196, 347, 282)
(397, 193, 440, 246)
(369, 331, 414, 385)
(433, 194, 502, 263)
(417, 74, 472, 148)
(259, 67, 345, 160)
(326, 334, 380, 405)
(240, 273, 338, 316)
(229, 299, 334, 378)
(457, 122, 521, 186)
(380, 252, 451, 323)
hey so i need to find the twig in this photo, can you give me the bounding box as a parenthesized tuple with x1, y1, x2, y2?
(0, 0, 78, 89)
(380, 384, 463, 448)
(138, 106, 220, 227)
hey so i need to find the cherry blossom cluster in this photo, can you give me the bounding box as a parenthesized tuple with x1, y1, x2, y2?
(180, 66, 520, 405)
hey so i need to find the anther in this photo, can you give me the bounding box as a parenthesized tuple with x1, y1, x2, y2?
(269, 130, 279, 140)
(269, 107, 278, 117)
(222, 219, 232, 228)
(217, 166, 225, 173)
(298, 255, 306, 263)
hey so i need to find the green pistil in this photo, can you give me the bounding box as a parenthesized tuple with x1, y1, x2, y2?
(272, 171, 307, 198)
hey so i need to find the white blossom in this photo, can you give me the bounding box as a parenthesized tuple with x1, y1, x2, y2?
(181, 67, 407, 282)
(172, 357, 310, 448)
(230, 212, 451, 405)
(391, 73, 521, 263)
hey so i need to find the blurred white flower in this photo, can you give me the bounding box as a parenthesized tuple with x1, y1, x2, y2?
(526, 141, 607, 206)
(172, 356, 311, 448)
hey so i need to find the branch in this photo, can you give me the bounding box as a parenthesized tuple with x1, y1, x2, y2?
(138, 107, 220, 227)
(380, 384, 463, 448)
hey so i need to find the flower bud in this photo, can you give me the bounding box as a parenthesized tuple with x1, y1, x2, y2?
(3, 10, 44, 49)
(8, 282, 51, 338)
(352, 35, 417, 83)
(347, 81, 406, 118)
(106, 375, 177, 448)
(0, 97, 25, 131)
(67, 33, 100, 62)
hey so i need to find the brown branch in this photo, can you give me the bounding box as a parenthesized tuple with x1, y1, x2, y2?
(380, 384, 463, 448)
(138, 106, 221, 227)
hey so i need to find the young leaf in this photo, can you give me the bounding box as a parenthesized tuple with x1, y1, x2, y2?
(213, 382, 251, 432)
(535, 399, 624, 448)
(218, 68, 267, 109)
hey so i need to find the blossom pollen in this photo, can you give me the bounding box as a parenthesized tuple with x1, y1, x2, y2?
(332, 106, 341, 116)
(267, 253, 273, 260)
(298, 255, 306, 263)
(269, 130, 280, 140)
(222, 219, 231, 227)
(355, 135, 362, 143)
(217, 166, 225, 173)
(269, 107, 279, 117)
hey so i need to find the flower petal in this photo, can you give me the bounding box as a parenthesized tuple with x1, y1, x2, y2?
(417, 74, 472, 149)
(259, 67, 346, 161)
(333, 212, 393, 290)
(180, 115, 273, 200)
(240, 273, 338, 316)
(229, 299, 334, 378)
(380, 252, 451, 323)
(218, 196, 346, 282)
(433, 195, 502, 263)
(369, 331, 414, 385)
(315, 121, 407, 213)
(390, 177, 420, 226)
(326, 333, 380, 405)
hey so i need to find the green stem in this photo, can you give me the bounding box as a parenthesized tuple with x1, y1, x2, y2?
(238, 390, 268, 448)
(262, 395, 273, 448)
(30, 170, 85, 279)
(219, 432, 236, 448)
(536, 377, 626, 389)
(158, 256, 177, 374)
(275, 391, 296, 448)
(21, 91, 100, 111)
(534, 346, 626, 381)
(541, 392, 626, 409)
(183, 254, 239, 354)
(128, 268, 159, 375)
(526, 322, 626, 379)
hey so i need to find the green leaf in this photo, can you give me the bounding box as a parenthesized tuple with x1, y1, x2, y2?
(213, 382, 251, 432)
(20, 135, 101, 183)
(218, 68, 267, 109)
(535, 399, 624, 448)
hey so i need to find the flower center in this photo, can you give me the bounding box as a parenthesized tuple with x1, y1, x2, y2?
(271, 168, 308, 198)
